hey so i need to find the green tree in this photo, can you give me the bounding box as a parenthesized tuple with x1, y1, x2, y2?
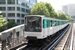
(66, 16, 74, 21)
(7, 20, 18, 29)
(30, 2, 50, 17)
(0, 11, 7, 32)
(58, 13, 67, 20)
(45, 2, 54, 17)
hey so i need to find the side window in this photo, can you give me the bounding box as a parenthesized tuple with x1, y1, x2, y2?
(52, 20, 55, 26)
(55, 21, 57, 26)
(47, 20, 49, 27)
(59, 21, 61, 25)
(51, 20, 52, 27)
(58, 21, 59, 25)
(43, 20, 44, 28)
(62, 21, 63, 25)
(49, 20, 51, 27)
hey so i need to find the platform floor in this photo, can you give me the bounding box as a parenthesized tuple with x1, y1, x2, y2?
(73, 32, 75, 50)
(73, 23, 75, 50)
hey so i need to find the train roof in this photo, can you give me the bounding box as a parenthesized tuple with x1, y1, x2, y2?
(24, 15, 69, 21)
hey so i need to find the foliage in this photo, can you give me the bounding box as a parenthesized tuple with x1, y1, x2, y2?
(7, 20, 18, 29)
(66, 16, 74, 21)
(58, 13, 67, 20)
(57, 13, 74, 21)
(30, 2, 74, 21)
(30, 2, 50, 17)
(0, 12, 7, 32)
(45, 2, 56, 17)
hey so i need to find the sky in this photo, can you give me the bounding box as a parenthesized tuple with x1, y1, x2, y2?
(37, 0, 75, 12)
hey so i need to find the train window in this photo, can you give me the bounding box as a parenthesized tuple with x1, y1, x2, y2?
(49, 20, 51, 27)
(55, 21, 57, 26)
(56, 21, 58, 26)
(62, 21, 63, 25)
(47, 20, 49, 27)
(43, 20, 44, 28)
(52, 20, 55, 27)
(61, 21, 62, 25)
(59, 21, 61, 25)
(58, 21, 59, 25)
(51, 20, 52, 27)
(25, 16, 41, 32)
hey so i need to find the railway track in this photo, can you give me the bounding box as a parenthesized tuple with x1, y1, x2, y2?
(54, 24, 72, 50)
(21, 24, 71, 50)
(41, 24, 71, 50)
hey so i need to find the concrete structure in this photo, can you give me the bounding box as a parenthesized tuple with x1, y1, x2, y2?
(0, 24, 25, 50)
(0, 0, 37, 24)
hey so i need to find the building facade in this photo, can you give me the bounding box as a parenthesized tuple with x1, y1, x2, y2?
(62, 4, 75, 21)
(0, 0, 37, 24)
(57, 10, 63, 14)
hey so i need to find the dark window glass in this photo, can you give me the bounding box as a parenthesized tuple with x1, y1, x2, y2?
(8, 19, 15, 22)
(55, 21, 57, 26)
(21, 14, 25, 18)
(0, 0, 5, 4)
(58, 21, 59, 25)
(25, 17, 41, 32)
(8, 7, 15, 11)
(2, 13, 6, 17)
(21, 8, 25, 12)
(0, 7, 6, 11)
(17, 13, 20, 17)
(26, 9, 29, 13)
(21, 20, 24, 24)
(17, 7, 20, 11)
(51, 20, 52, 27)
(43, 20, 44, 28)
(47, 20, 49, 27)
(17, 19, 20, 24)
(7, 0, 15, 4)
(21, 2, 25, 6)
(8, 13, 15, 17)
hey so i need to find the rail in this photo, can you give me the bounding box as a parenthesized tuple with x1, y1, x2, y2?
(42, 25, 70, 50)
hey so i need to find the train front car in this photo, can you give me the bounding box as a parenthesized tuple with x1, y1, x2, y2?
(24, 15, 43, 40)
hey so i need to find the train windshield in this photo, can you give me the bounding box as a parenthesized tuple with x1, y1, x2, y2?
(25, 16, 41, 32)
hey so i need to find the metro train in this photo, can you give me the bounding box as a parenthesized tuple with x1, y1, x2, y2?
(24, 15, 69, 40)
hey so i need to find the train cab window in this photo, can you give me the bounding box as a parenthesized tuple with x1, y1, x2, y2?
(25, 16, 41, 32)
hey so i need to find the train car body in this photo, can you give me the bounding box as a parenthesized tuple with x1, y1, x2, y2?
(24, 15, 69, 39)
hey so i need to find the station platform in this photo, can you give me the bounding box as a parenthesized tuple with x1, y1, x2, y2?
(73, 33, 75, 50)
(73, 23, 75, 50)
